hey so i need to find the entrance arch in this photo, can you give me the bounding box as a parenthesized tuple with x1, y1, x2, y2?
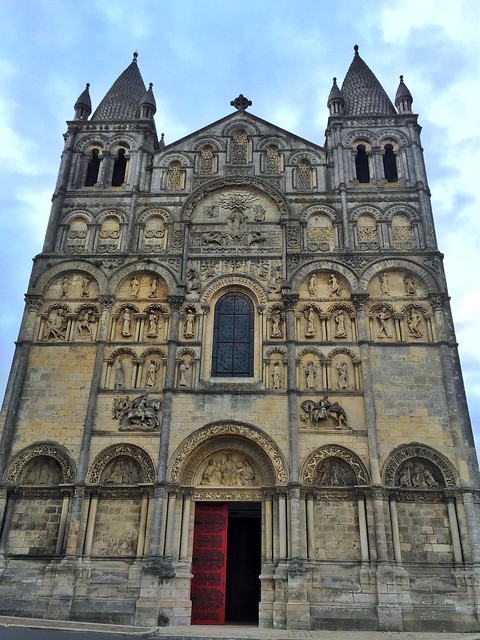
(168, 422, 288, 625)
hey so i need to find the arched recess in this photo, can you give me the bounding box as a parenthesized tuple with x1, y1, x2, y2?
(2, 443, 75, 557)
(107, 260, 181, 298)
(169, 422, 288, 488)
(290, 260, 358, 294)
(301, 445, 369, 562)
(83, 444, 155, 559)
(181, 176, 291, 221)
(30, 261, 107, 298)
(383, 443, 458, 489)
(359, 258, 440, 293)
(301, 444, 369, 486)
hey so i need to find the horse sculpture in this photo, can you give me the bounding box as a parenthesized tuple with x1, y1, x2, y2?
(301, 397, 348, 429)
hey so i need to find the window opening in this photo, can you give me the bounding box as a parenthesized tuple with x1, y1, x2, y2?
(85, 149, 100, 186)
(383, 143, 398, 182)
(355, 145, 370, 183)
(212, 293, 254, 377)
(112, 149, 127, 186)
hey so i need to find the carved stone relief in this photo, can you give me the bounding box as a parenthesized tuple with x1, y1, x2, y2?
(199, 451, 258, 487)
(314, 457, 356, 486)
(76, 306, 98, 340)
(87, 444, 155, 484)
(182, 306, 197, 339)
(101, 457, 142, 484)
(6, 444, 74, 484)
(43, 306, 68, 341)
(302, 445, 368, 485)
(300, 397, 348, 430)
(384, 444, 457, 488)
(112, 394, 161, 431)
(20, 456, 63, 485)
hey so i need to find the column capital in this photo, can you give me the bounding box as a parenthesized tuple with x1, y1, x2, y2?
(351, 293, 370, 311)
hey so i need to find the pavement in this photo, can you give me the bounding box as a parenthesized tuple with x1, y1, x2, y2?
(1, 616, 480, 639)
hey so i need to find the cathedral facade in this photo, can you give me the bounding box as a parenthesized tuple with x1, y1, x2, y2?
(0, 47, 479, 631)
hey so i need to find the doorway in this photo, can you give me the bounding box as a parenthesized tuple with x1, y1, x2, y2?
(191, 502, 261, 625)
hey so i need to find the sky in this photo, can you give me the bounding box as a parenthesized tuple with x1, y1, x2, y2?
(0, 0, 479, 448)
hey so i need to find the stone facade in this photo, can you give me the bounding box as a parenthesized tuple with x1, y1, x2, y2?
(0, 48, 479, 631)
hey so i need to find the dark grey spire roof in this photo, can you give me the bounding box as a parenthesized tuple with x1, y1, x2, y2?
(74, 83, 92, 114)
(341, 45, 396, 116)
(395, 75, 413, 103)
(92, 53, 147, 120)
(140, 83, 157, 111)
(327, 77, 344, 107)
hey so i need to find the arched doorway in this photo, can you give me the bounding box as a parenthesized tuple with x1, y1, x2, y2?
(169, 423, 288, 626)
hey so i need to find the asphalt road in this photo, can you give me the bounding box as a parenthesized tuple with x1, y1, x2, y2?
(0, 628, 158, 640)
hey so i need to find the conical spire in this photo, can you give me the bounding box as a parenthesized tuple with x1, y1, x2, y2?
(327, 77, 344, 115)
(92, 52, 147, 120)
(395, 75, 413, 113)
(341, 45, 396, 116)
(74, 83, 92, 120)
(140, 82, 157, 119)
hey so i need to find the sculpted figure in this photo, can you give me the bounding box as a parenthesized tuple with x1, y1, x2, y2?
(44, 309, 67, 341)
(239, 458, 256, 486)
(178, 360, 191, 387)
(201, 459, 218, 485)
(186, 268, 201, 293)
(221, 453, 238, 485)
(130, 276, 140, 297)
(376, 306, 391, 338)
(404, 275, 417, 296)
(61, 275, 70, 297)
(304, 360, 317, 390)
(82, 276, 91, 297)
(336, 361, 349, 389)
(328, 273, 341, 297)
(113, 394, 161, 431)
(122, 308, 132, 337)
(146, 311, 159, 337)
(146, 360, 159, 388)
(304, 307, 317, 337)
(271, 309, 282, 338)
(268, 266, 282, 292)
(308, 274, 317, 298)
(183, 308, 196, 338)
(149, 277, 158, 298)
(77, 309, 95, 339)
(271, 361, 282, 389)
(301, 396, 348, 429)
(407, 310, 423, 338)
(334, 309, 347, 337)
(103, 458, 141, 484)
(379, 273, 389, 295)
(115, 360, 125, 389)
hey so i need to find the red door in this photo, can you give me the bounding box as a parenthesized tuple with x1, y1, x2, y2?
(190, 503, 228, 625)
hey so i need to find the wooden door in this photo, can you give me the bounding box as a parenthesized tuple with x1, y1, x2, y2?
(190, 503, 228, 625)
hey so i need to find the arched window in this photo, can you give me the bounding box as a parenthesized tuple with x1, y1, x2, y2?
(383, 143, 398, 182)
(212, 293, 254, 377)
(297, 159, 312, 189)
(112, 148, 127, 186)
(85, 149, 100, 186)
(199, 145, 215, 174)
(355, 144, 370, 183)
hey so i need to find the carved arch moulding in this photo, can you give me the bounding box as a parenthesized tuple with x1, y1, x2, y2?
(182, 176, 290, 220)
(301, 444, 369, 485)
(169, 422, 288, 486)
(383, 443, 458, 488)
(5, 442, 75, 484)
(86, 443, 155, 484)
(201, 276, 268, 307)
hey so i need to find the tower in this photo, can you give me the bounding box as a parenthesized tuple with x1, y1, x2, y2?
(0, 47, 478, 632)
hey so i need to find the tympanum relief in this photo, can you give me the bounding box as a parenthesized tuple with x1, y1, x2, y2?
(199, 452, 258, 487)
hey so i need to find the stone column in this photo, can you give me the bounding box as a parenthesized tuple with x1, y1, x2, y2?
(306, 494, 315, 560)
(264, 496, 273, 562)
(357, 492, 370, 562)
(82, 493, 98, 557)
(136, 491, 150, 558)
(179, 493, 191, 561)
(278, 494, 287, 560)
(55, 489, 72, 555)
(389, 496, 402, 564)
(0, 490, 15, 554)
(163, 493, 177, 559)
(446, 496, 463, 563)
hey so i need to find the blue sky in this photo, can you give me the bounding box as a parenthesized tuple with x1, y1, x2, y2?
(0, 0, 479, 448)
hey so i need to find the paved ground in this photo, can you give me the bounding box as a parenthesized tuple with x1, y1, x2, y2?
(1, 616, 480, 639)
